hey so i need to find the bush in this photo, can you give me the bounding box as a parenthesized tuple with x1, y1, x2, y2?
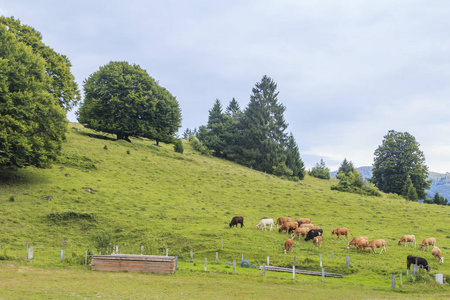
(174, 139, 184, 154)
(272, 162, 292, 177)
(93, 231, 114, 254)
(309, 159, 330, 180)
(188, 135, 212, 156)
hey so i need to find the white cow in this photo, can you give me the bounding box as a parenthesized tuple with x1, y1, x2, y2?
(256, 218, 274, 231)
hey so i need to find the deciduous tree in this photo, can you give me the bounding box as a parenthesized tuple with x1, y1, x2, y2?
(78, 61, 181, 145)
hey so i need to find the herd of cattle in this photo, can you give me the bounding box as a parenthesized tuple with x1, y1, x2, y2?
(229, 216, 444, 273)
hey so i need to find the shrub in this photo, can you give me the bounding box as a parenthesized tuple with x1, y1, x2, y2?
(309, 159, 330, 180)
(174, 139, 184, 154)
(93, 231, 114, 254)
(188, 135, 211, 156)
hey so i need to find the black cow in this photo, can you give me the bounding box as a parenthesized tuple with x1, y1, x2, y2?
(407, 255, 430, 273)
(229, 216, 244, 228)
(304, 229, 323, 241)
(296, 221, 303, 227)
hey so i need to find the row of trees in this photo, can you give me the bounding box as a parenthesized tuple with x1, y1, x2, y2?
(192, 76, 305, 180)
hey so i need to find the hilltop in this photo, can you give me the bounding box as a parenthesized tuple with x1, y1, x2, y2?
(1, 123, 450, 298)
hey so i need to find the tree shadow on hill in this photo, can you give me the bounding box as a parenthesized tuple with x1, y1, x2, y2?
(0, 167, 50, 186)
(77, 131, 117, 141)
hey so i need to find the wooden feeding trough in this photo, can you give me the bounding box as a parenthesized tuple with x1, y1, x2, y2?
(91, 254, 176, 274)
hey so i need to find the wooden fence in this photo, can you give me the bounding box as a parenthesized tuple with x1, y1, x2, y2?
(91, 254, 176, 274)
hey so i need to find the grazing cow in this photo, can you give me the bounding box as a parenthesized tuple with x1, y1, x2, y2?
(284, 238, 294, 254)
(295, 218, 311, 224)
(296, 221, 303, 227)
(256, 218, 274, 231)
(407, 255, 430, 273)
(300, 223, 315, 229)
(331, 228, 350, 240)
(398, 235, 416, 247)
(347, 236, 369, 250)
(431, 246, 444, 263)
(313, 236, 322, 248)
(276, 217, 292, 228)
(364, 239, 386, 254)
(278, 222, 298, 235)
(420, 237, 436, 251)
(229, 216, 244, 228)
(304, 229, 323, 241)
(291, 227, 310, 240)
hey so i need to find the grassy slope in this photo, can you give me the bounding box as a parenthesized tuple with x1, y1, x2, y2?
(1, 123, 449, 298)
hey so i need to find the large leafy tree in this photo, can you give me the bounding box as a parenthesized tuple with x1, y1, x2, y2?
(371, 130, 431, 199)
(78, 61, 181, 144)
(236, 75, 288, 173)
(0, 17, 80, 111)
(0, 22, 67, 169)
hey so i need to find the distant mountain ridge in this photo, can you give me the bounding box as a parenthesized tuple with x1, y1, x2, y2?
(330, 166, 450, 200)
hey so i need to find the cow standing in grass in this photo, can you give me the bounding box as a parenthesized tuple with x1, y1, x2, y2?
(229, 216, 244, 228)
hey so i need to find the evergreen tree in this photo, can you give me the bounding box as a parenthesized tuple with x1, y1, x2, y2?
(197, 99, 227, 157)
(372, 130, 430, 199)
(225, 98, 241, 117)
(309, 159, 330, 180)
(236, 75, 288, 173)
(285, 133, 305, 179)
(338, 158, 354, 176)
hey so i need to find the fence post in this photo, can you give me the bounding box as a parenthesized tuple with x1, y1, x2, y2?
(267, 256, 270, 266)
(294, 256, 296, 266)
(85, 250, 87, 266)
(233, 259, 236, 274)
(216, 252, 218, 263)
(175, 256, 178, 269)
(263, 263, 266, 277)
(204, 258, 207, 271)
(392, 274, 396, 288)
(346, 256, 350, 267)
(190, 250, 193, 261)
(407, 269, 409, 283)
(141, 245, 144, 255)
(242, 253, 244, 261)
(61, 249, 64, 262)
(292, 265, 295, 280)
(322, 268, 325, 282)
(320, 254, 323, 267)
(221, 239, 223, 249)
(400, 273, 403, 287)
(166, 248, 168, 257)
(413, 264, 417, 275)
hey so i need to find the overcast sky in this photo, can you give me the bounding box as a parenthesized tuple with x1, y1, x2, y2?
(2, 0, 450, 173)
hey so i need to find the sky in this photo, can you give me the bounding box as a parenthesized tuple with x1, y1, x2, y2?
(2, 0, 450, 173)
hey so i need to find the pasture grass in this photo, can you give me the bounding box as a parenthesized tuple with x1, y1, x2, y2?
(0, 122, 449, 298)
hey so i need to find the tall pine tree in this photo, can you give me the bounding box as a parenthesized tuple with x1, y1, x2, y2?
(236, 75, 288, 173)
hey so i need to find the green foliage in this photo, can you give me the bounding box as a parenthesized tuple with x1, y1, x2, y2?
(331, 169, 381, 197)
(78, 61, 181, 145)
(272, 162, 292, 177)
(309, 159, 330, 179)
(188, 135, 211, 156)
(0, 17, 80, 111)
(93, 231, 114, 254)
(8, 196, 15, 202)
(173, 139, 184, 154)
(0, 20, 68, 169)
(372, 130, 431, 199)
(338, 158, 354, 176)
(403, 177, 419, 201)
(424, 192, 449, 205)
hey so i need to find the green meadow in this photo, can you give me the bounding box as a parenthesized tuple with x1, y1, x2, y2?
(1, 123, 449, 299)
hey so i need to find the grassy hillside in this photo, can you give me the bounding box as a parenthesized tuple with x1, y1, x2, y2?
(1, 123, 450, 298)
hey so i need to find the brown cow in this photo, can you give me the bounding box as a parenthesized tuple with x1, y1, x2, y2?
(295, 218, 311, 224)
(331, 228, 350, 240)
(229, 216, 244, 228)
(398, 235, 416, 247)
(420, 238, 436, 251)
(284, 238, 294, 254)
(313, 236, 322, 248)
(299, 223, 315, 229)
(276, 217, 292, 228)
(278, 222, 298, 235)
(347, 236, 369, 251)
(431, 246, 444, 263)
(364, 239, 386, 254)
(291, 227, 310, 240)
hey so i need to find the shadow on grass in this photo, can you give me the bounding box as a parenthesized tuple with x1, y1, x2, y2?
(77, 131, 117, 141)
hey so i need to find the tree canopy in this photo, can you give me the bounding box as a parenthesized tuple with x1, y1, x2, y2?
(371, 130, 431, 199)
(0, 17, 80, 111)
(309, 159, 330, 180)
(78, 61, 181, 144)
(0, 20, 68, 169)
(196, 76, 305, 180)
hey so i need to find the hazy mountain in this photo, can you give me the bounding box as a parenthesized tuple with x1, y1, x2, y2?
(331, 166, 450, 200)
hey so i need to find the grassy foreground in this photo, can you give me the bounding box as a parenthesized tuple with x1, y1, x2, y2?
(1, 123, 449, 299)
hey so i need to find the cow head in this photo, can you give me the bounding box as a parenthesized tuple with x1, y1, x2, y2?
(331, 230, 336, 235)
